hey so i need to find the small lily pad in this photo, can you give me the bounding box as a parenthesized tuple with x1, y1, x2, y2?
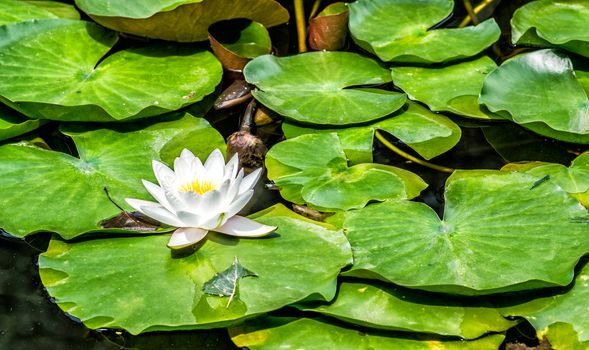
(479, 49, 589, 143)
(348, 0, 501, 63)
(343, 170, 589, 295)
(511, 0, 589, 58)
(0, 19, 222, 121)
(283, 102, 461, 164)
(0, 112, 225, 239)
(266, 133, 427, 211)
(39, 204, 353, 334)
(229, 317, 505, 350)
(391, 56, 501, 119)
(0, 104, 44, 142)
(244, 51, 406, 125)
(0, 0, 78, 25)
(297, 281, 516, 339)
(75, 0, 289, 42)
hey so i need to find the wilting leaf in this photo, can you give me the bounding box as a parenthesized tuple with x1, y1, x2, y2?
(308, 2, 349, 51)
(203, 257, 257, 307)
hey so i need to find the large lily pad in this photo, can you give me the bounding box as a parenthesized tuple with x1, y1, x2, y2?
(348, 0, 501, 63)
(244, 51, 406, 125)
(297, 281, 516, 339)
(0, 19, 222, 122)
(0, 104, 44, 142)
(230, 317, 505, 350)
(75, 0, 289, 42)
(0, 0, 78, 25)
(479, 49, 589, 143)
(265, 133, 427, 211)
(282, 102, 461, 164)
(0, 112, 225, 239)
(391, 56, 501, 119)
(511, 0, 589, 58)
(343, 170, 589, 295)
(39, 204, 353, 334)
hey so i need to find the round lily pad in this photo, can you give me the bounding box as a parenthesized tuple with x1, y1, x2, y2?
(283, 102, 461, 164)
(0, 112, 225, 239)
(343, 170, 589, 295)
(39, 204, 353, 334)
(0, 19, 222, 122)
(229, 317, 506, 350)
(265, 133, 427, 211)
(75, 0, 289, 42)
(391, 56, 501, 119)
(512, 0, 589, 58)
(297, 281, 516, 339)
(0, 0, 77, 25)
(244, 51, 407, 125)
(479, 49, 589, 143)
(348, 0, 501, 63)
(0, 104, 44, 142)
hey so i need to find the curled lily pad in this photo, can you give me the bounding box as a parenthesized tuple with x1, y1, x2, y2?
(0, 104, 44, 142)
(244, 51, 406, 125)
(39, 204, 352, 334)
(308, 2, 349, 51)
(348, 0, 501, 63)
(391, 56, 501, 120)
(0, 112, 225, 239)
(297, 281, 516, 339)
(75, 0, 289, 42)
(0, 0, 78, 25)
(343, 170, 589, 295)
(511, 0, 589, 58)
(283, 102, 461, 164)
(0, 19, 222, 122)
(229, 317, 505, 350)
(266, 133, 427, 211)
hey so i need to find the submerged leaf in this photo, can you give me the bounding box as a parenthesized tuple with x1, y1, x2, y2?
(203, 257, 257, 307)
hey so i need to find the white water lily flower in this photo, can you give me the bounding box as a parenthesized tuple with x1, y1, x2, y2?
(125, 149, 276, 249)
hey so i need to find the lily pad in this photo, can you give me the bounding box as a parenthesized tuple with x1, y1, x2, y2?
(229, 317, 505, 350)
(297, 281, 516, 339)
(343, 170, 589, 295)
(511, 0, 589, 58)
(0, 19, 222, 122)
(75, 0, 289, 42)
(38, 204, 353, 334)
(283, 102, 461, 164)
(0, 104, 44, 142)
(479, 49, 589, 143)
(265, 133, 427, 211)
(391, 56, 501, 119)
(244, 51, 407, 125)
(0, 112, 225, 239)
(348, 0, 501, 63)
(0, 0, 78, 25)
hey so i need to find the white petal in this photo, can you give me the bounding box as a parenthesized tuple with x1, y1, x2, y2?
(204, 149, 225, 182)
(167, 227, 208, 249)
(198, 213, 223, 230)
(176, 190, 203, 214)
(142, 180, 173, 212)
(222, 170, 244, 207)
(215, 216, 276, 237)
(174, 155, 192, 185)
(152, 160, 176, 189)
(175, 210, 204, 227)
(125, 198, 160, 214)
(239, 168, 262, 195)
(200, 180, 230, 214)
(141, 206, 185, 227)
(223, 153, 239, 181)
(180, 148, 195, 160)
(163, 187, 191, 212)
(222, 190, 254, 224)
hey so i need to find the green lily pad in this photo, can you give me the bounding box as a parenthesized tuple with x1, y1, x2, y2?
(39, 204, 353, 334)
(0, 19, 222, 122)
(348, 0, 501, 63)
(0, 112, 225, 239)
(343, 170, 589, 295)
(500, 262, 589, 345)
(0, 104, 44, 142)
(266, 133, 427, 211)
(0, 0, 78, 25)
(511, 0, 589, 58)
(283, 102, 461, 164)
(229, 317, 505, 350)
(298, 281, 516, 339)
(75, 0, 289, 42)
(244, 51, 407, 125)
(479, 49, 589, 143)
(391, 56, 501, 120)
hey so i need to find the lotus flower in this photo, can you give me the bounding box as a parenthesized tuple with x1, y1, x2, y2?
(126, 149, 276, 249)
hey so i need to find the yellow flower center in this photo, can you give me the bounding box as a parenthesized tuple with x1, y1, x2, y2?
(179, 179, 217, 195)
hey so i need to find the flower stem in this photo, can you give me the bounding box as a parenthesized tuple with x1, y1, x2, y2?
(294, 0, 307, 52)
(375, 131, 455, 174)
(462, 0, 479, 26)
(309, 0, 322, 20)
(459, 0, 495, 28)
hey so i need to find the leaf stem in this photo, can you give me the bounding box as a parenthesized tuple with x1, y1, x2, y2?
(294, 0, 307, 52)
(462, 0, 479, 27)
(309, 0, 322, 20)
(459, 0, 495, 28)
(375, 131, 455, 174)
